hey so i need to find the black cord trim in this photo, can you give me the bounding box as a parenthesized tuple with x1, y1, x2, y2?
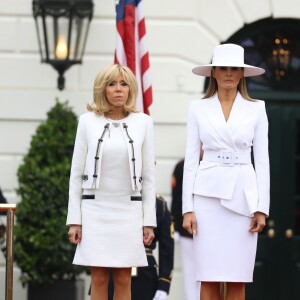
(123, 123, 137, 189)
(92, 123, 110, 185)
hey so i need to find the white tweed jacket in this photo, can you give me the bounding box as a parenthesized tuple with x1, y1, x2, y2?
(66, 111, 156, 227)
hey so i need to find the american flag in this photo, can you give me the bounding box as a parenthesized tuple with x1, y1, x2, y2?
(115, 0, 153, 115)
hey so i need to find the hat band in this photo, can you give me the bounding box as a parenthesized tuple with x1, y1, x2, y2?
(212, 58, 245, 66)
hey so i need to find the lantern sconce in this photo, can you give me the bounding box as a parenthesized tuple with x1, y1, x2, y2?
(272, 37, 290, 81)
(32, 0, 94, 90)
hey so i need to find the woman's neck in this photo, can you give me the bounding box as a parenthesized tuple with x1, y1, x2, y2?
(105, 109, 127, 120)
(217, 88, 237, 104)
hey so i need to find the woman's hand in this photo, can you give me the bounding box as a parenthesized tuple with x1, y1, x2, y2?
(68, 225, 82, 244)
(183, 212, 197, 235)
(249, 212, 266, 233)
(143, 226, 155, 246)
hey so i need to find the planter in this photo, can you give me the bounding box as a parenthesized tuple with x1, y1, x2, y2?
(28, 279, 85, 300)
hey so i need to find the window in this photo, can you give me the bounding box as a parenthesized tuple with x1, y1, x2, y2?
(205, 18, 300, 93)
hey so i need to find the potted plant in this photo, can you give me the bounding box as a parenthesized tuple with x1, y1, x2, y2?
(14, 100, 86, 300)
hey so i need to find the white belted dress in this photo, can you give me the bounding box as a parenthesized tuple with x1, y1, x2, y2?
(182, 92, 270, 282)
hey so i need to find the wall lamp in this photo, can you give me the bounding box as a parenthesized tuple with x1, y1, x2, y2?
(32, 0, 93, 90)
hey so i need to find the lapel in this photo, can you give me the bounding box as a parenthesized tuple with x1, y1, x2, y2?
(202, 92, 250, 149)
(202, 94, 236, 149)
(227, 92, 249, 136)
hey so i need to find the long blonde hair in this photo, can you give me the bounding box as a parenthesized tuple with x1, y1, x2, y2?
(203, 68, 254, 101)
(87, 64, 138, 115)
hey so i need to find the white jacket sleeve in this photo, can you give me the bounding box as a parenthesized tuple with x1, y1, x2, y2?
(66, 115, 87, 225)
(252, 101, 270, 216)
(141, 116, 157, 227)
(182, 101, 202, 214)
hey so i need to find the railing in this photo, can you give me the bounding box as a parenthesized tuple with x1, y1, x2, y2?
(0, 204, 16, 300)
(221, 282, 227, 299)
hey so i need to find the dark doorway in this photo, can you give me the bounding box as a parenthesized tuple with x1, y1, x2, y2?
(245, 100, 300, 300)
(236, 18, 300, 300)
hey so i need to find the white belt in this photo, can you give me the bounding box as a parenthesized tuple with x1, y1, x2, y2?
(203, 150, 252, 166)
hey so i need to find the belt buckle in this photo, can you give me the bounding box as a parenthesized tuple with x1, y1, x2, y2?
(219, 151, 235, 167)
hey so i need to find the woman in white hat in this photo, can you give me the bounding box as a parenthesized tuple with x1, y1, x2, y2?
(182, 44, 270, 300)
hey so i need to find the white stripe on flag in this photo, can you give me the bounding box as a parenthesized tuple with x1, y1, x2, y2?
(137, 1, 143, 23)
(142, 68, 152, 91)
(139, 35, 148, 58)
(115, 32, 127, 65)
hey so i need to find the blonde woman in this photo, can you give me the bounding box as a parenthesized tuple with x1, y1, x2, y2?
(67, 64, 156, 300)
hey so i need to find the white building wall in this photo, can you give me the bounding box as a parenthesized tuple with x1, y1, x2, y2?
(0, 1, 298, 299)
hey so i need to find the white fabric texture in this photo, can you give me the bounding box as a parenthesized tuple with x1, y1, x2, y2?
(193, 195, 257, 282)
(73, 124, 147, 267)
(179, 236, 200, 300)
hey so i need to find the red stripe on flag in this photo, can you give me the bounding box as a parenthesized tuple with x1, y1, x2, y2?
(124, 5, 136, 73)
(143, 87, 153, 115)
(116, 20, 125, 41)
(138, 18, 146, 40)
(141, 52, 150, 74)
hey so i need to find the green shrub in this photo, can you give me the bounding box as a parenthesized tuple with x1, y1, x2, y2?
(15, 100, 85, 285)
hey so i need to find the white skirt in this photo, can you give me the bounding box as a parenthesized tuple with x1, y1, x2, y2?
(73, 190, 147, 267)
(193, 195, 257, 282)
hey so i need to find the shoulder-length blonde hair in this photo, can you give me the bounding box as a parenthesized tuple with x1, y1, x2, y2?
(87, 64, 138, 115)
(203, 67, 254, 101)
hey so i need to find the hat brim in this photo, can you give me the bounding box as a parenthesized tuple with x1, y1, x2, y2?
(192, 64, 265, 77)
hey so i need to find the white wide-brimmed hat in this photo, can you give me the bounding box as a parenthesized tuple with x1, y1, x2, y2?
(192, 43, 265, 77)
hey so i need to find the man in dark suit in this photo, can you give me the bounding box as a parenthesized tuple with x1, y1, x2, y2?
(171, 160, 192, 240)
(92, 194, 174, 300)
